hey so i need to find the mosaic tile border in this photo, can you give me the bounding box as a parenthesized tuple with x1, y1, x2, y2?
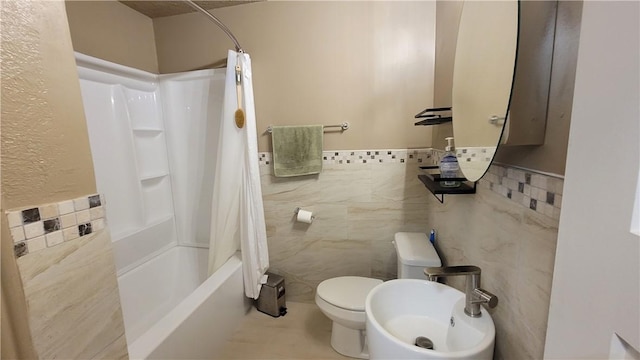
(480, 164, 564, 220)
(258, 148, 434, 166)
(456, 147, 497, 163)
(431, 148, 564, 220)
(6, 194, 106, 257)
(260, 147, 564, 221)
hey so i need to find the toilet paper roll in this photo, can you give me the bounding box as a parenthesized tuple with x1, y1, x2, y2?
(296, 209, 314, 224)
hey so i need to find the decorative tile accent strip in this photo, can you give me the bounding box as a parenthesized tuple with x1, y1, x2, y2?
(6, 194, 106, 258)
(430, 148, 563, 220)
(258, 148, 433, 166)
(479, 163, 564, 221)
(259, 147, 562, 220)
(456, 147, 496, 163)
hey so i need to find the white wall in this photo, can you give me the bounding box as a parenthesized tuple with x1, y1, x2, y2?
(544, 2, 640, 358)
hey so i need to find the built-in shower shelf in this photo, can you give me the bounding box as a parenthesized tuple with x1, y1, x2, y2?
(144, 214, 174, 228)
(140, 173, 169, 182)
(111, 215, 174, 248)
(133, 128, 164, 134)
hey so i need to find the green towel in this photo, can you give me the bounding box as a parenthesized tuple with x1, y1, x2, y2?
(271, 125, 323, 177)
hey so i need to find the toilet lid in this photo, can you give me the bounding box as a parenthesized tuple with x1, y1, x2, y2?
(317, 276, 383, 311)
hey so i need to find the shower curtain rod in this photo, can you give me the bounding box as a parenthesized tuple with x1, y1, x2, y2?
(184, 0, 243, 52)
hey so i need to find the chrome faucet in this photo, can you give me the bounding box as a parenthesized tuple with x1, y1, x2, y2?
(424, 265, 498, 318)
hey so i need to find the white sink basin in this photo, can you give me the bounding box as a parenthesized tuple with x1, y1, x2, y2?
(365, 279, 495, 360)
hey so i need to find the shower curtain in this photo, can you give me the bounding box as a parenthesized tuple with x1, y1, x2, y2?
(208, 50, 269, 299)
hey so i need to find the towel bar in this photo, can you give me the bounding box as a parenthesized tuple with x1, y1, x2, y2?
(266, 122, 349, 133)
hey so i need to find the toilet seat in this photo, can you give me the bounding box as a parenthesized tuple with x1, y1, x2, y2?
(316, 276, 382, 311)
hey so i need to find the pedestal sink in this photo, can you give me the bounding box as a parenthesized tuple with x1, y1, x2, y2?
(365, 279, 495, 360)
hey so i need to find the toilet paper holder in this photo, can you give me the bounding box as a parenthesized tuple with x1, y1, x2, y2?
(294, 207, 315, 221)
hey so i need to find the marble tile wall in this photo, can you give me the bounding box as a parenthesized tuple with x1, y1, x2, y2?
(6, 197, 128, 359)
(260, 149, 435, 302)
(430, 182, 559, 360)
(259, 148, 562, 360)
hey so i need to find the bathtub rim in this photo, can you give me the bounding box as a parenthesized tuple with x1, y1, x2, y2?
(127, 250, 246, 359)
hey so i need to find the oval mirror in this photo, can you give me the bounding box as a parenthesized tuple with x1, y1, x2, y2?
(452, 0, 519, 182)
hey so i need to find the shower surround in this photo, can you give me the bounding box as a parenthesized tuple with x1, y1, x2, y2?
(76, 53, 249, 358)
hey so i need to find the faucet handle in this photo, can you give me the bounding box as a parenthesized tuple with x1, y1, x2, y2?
(473, 288, 498, 308)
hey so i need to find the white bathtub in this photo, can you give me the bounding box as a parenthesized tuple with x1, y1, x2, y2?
(118, 246, 251, 359)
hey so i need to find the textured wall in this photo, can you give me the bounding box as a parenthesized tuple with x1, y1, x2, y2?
(1, 1, 127, 358)
(65, 0, 159, 73)
(1, 0, 97, 210)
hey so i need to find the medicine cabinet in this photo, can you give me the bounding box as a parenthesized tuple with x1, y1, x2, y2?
(416, 0, 558, 186)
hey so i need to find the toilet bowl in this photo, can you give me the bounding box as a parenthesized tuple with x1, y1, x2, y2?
(315, 232, 442, 359)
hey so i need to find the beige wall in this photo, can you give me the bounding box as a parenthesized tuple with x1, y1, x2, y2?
(433, 1, 581, 176)
(430, 1, 461, 150)
(2, 1, 96, 210)
(65, 0, 159, 73)
(61, 0, 579, 171)
(153, 1, 436, 152)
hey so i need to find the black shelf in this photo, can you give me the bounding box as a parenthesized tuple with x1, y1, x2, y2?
(418, 166, 476, 203)
(414, 117, 452, 126)
(414, 107, 452, 126)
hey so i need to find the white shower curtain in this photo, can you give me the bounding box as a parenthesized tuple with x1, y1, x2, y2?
(208, 50, 269, 299)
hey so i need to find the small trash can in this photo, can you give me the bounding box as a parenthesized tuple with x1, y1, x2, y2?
(255, 272, 287, 317)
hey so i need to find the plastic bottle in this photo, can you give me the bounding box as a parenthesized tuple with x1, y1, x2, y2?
(439, 137, 460, 187)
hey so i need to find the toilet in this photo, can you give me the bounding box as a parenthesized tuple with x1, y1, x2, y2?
(315, 232, 442, 358)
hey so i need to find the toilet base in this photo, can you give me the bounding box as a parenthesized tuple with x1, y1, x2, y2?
(330, 322, 369, 359)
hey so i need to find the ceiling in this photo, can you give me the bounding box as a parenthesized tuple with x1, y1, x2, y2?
(119, 1, 257, 18)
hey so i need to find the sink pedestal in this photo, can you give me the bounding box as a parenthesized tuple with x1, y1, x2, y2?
(331, 322, 368, 359)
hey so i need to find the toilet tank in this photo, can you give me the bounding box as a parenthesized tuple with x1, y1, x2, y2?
(393, 232, 442, 279)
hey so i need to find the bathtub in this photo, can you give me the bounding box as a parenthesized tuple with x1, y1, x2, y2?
(117, 246, 251, 359)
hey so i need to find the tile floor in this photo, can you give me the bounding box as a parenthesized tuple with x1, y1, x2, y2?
(217, 301, 353, 359)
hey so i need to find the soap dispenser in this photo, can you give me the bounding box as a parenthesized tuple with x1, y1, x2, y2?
(439, 137, 460, 187)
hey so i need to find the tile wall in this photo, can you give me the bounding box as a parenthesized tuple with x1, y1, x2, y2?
(260, 147, 562, 360)
(429, 178, 560, 360)
(7, 194, 106, 257)
(259, 149, 435, 302)
(456, 146, 497, 163)
(4, 195, 127, 359)
(481, 163, 563, 220)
